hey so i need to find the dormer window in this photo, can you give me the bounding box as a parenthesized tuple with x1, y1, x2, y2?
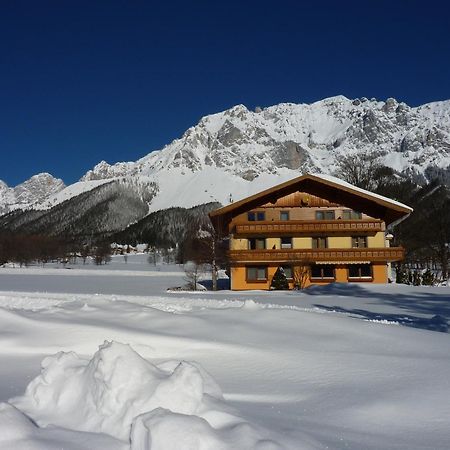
(315, 210, 335, 220)
(248, 211, 265, 221)
(343, 210, 362, 220)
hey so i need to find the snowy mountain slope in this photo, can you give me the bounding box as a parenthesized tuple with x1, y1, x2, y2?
(34, 179, 110, 210)
(1, 95, 450, 220)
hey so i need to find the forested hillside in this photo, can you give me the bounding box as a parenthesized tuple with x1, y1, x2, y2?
(113, 202, 221, 248)
(0, 179, 157, 241)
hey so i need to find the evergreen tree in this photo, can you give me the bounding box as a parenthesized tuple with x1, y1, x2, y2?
(395, 264, 408, 284)
(270, 267, 289, 290)
(422, 269, 437, 286)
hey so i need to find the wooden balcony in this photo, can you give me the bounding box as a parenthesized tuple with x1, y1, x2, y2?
(228, 247, 405, 264)
(233, 220, 385, 236)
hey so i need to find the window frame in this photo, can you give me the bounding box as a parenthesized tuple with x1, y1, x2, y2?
(310, 264, 335, 280)
(280, 210, 290, 221)
(248, 237, 266, 250)
(348, 264, 373, 280)
(246, 266, 268, 282)
(343, 210, 362, 220)
(312, 236, 328, 249)
(248, 211, 266, 221)
(280, 236, 293, 249)
(315, 210, 335, 220)
(351, 236, 368, 248)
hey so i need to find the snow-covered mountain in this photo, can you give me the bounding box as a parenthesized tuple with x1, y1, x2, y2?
(83, 96, 450, 179)
(0, 173, 65, 214)
(2, 95, 450, 217)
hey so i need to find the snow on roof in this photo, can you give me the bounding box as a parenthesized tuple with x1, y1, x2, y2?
(310, 173, 413, 212)
(209, 172, 413, 229)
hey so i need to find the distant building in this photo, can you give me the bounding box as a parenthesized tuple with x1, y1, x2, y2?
(209, 174, 412, 290)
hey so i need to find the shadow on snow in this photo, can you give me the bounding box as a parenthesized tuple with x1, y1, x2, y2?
(304, 283, 450, 333)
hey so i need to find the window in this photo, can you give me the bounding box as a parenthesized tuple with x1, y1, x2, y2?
(315, 210, 335, 220)
(343, 210, 362, 220)
(281, 265, 293, 279)
(312, 237, 327, 249)
(280, 211, 290, 221)
(246, 266, 267, 281)
(280, 237, 293, 249)
(311, 264, 335, 279)
(248, 238, 266, 250)
(248, 211, 265, 221)
(348, 264, 372, 279)
(352, 236, 367, 248)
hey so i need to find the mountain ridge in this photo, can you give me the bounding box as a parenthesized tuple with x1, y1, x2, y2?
(1, 95, 450, 218)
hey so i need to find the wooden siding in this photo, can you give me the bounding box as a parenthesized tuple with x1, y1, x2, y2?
(228, 247, 404, 263)
(234, 220, 385, 236)
(261, 191, 339, 208)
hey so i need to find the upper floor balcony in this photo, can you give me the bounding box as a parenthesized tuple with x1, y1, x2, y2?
(228, 247, 405, 263)
(233, 219, 385, 236)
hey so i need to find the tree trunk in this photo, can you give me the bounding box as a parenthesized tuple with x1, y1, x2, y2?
(212, 262, 218, 291)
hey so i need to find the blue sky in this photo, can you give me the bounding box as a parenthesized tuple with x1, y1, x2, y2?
(1, 0, 449, 186)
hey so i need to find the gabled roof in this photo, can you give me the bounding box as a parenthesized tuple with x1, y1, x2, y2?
(209, 173, 412, 233)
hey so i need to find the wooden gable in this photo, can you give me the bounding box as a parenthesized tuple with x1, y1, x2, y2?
(209, 174, 412, 236)
(261, 191, 339, 208)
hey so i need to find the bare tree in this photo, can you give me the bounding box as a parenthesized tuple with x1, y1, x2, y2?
(181, 222, 227, 291)
(147, 246, 157, 266)
(334, 150, 394, 191)
(94, 242, 112, 265)
(80, 245, 90, 265)
(183, 260, 204, 291)
(292, 264, 310, 290)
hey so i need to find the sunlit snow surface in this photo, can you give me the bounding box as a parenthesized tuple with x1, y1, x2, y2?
(0, 255, 449, 449)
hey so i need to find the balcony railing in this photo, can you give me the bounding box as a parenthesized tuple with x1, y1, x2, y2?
(234, 220, 384, 236)
(228, 247, 405, 263)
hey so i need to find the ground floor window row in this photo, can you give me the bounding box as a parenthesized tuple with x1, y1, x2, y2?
(246, 264, 373, 282)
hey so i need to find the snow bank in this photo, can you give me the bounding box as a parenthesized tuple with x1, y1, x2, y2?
(0, 403, 36, 443)
(0, 402, 126, 450)
(10, 341, 283, 449)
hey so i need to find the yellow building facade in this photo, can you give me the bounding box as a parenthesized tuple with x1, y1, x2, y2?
(209, 174, 412, 290)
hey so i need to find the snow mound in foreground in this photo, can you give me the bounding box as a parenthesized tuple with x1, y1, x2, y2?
(8, 341, 283, 449)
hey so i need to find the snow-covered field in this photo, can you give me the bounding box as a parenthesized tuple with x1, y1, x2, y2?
(0, 255, 449, 449)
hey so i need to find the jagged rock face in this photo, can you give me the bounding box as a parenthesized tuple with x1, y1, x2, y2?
(81, 160, 138, 181)
(0, 173, 65, 214)
(13, 173, 65, 206)
(80, 96, 450, 183)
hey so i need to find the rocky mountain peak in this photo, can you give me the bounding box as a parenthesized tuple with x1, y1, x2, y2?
(0, 173, 65, 214)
